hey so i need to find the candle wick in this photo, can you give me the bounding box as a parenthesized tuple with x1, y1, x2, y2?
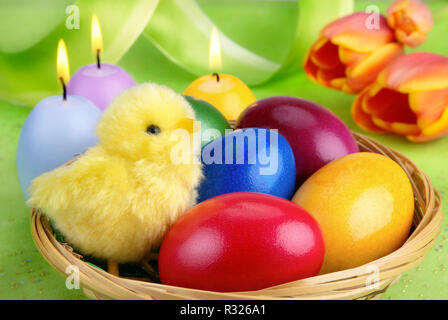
(59, 77, 67, 101)
(96, 49, 101, 69)
(212, 73, 220, 82)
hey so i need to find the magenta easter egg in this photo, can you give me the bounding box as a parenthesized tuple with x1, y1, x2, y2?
(237, 96, 359, 184)
(158, 192, 325, 292)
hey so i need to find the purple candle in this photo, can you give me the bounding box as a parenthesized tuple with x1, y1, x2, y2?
(67, 63, 135, 111)
(67, 14, 135, 111)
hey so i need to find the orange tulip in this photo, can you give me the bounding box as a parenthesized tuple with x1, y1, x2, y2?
(352, 52, 448, 142)
(387, 0, 433, 48)
(304, 12, 404, 94)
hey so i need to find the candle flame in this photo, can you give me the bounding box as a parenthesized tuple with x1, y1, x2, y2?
(91, 14, 103, 55)
(57, 39, 70, 85)
(209, 26, 222, 71)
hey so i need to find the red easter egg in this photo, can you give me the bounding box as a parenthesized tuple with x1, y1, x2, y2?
(158, 192, 325, 292)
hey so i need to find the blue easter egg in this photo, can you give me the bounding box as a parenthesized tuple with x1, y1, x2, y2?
(198, 128, 296, 202)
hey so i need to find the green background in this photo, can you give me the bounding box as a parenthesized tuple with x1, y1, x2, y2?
(1, 0, 447, 299)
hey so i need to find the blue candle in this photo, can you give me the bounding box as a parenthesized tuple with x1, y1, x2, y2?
(16, 39, 101, 198)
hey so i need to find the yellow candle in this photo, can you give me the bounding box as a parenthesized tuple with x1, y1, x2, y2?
(184, 73, 256, 121)
(184, 27, 256, 121)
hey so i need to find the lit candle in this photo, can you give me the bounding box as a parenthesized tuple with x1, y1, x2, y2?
(16, 39, 101, 198)
(184, 27, 256, 121)
(67, 14, 135, 111)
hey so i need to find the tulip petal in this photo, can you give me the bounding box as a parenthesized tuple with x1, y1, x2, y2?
(304, 37, 347, 90)
(323, 12, 395, 53)
(377, 52, 448, 93)
(392, 122, 420, 135)
(407, 134, 444, 143)
(313, 36, 331, 51)
(421, 107, 448, 137)
(395, 29, 427, 48)
(330, 78, 347, 90)
(338, 47, 368, 66)
(346, 43, 404, 93)
(370, 117, 420, 136)
(409, 88, 448, 129)
(310, 39, 343, 69)
(351, 91, 387, 133)
(387, 0, 433, 47)
(316, 65, 346, 85)
(344, 77, 370, 94)
(363, 88, 420, 135)
(342, 81, 363, 94)
(364, 88, 415, 123)
(348, 43, 403, 79)
(304, 50, 319, 80)
(407, 118, 448, 142)
(407, 108, 448, 142)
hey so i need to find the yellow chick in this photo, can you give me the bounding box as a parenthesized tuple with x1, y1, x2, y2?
(28, 83, 202, 274)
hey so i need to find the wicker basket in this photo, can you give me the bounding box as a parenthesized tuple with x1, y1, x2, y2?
(30, 132, 443, 300)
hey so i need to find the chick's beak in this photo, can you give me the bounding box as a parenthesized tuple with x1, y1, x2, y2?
(174, 118, 200, 134)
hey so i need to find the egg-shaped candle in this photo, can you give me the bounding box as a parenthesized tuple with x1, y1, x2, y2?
(16, 39, 100, 198)
(67, 14, 135, 111)
(184, 27, 256, 121)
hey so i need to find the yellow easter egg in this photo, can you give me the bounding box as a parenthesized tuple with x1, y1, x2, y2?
(292, 152, 414, 274)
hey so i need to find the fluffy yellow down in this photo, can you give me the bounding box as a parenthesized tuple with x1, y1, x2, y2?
(28, 83, 203, 263)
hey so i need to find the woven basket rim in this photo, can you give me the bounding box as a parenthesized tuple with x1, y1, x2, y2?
(30, 132, 444, 300)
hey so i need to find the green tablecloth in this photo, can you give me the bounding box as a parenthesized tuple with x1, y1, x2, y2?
(0, 0, 447, 300)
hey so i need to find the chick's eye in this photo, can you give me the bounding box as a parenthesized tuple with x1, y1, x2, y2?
(146, 124, 161, 135)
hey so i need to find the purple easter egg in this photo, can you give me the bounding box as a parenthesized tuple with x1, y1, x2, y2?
(237, 96, 359, 184)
